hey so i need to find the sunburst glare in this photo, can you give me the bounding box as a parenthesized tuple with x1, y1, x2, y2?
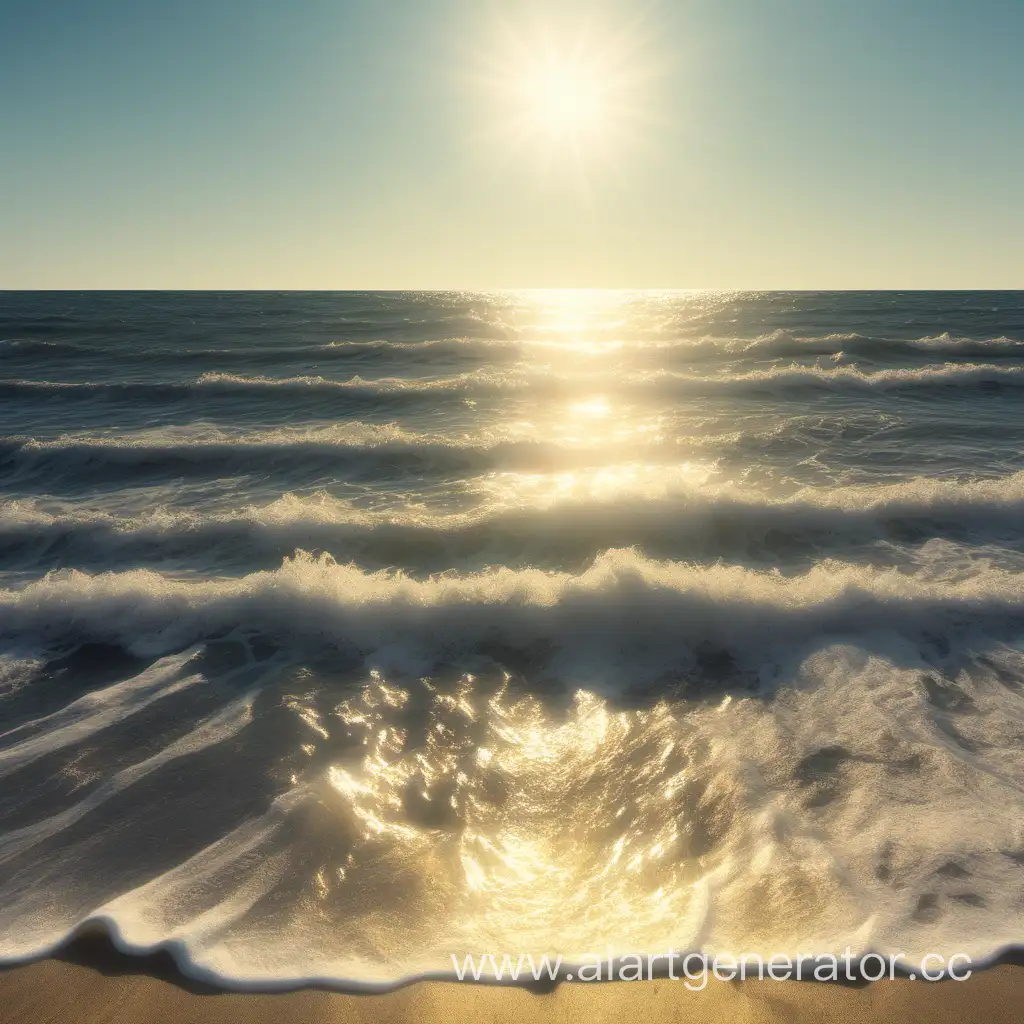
(470, 15, 657, 186)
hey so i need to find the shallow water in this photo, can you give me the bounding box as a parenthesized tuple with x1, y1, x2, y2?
(2, 290, 1024, 986)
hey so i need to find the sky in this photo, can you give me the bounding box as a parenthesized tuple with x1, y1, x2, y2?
(1, 0, 1022, 289)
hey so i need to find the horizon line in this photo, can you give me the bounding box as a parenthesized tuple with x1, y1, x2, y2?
(2, 287, 1023, 294)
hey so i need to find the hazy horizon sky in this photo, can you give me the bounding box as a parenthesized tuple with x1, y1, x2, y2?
(2, 0, 1022, 290)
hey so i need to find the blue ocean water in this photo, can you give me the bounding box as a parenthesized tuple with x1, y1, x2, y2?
(2, 290, 1024, 986)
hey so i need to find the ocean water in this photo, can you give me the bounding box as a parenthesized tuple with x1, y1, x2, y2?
(2, 290, 1024, 987)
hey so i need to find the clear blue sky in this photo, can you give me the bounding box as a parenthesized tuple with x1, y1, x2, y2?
(1, 0, 1021, 288)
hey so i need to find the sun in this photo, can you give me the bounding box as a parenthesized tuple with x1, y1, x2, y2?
(469, 16, 655, 183)
(515, 53, 609, 143)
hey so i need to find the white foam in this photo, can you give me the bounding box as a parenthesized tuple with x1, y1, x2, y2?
(195, 369, 526, 393)
(0, 649, 203, 774)
(0, 688, 257, 862)
(640, 361, 1024, 392)
(19, 421, 424, 452)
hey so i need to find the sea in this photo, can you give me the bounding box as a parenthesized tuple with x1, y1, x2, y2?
(2, 290, 1024, 987)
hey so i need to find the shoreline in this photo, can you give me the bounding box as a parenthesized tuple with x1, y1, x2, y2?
(4, 934, 1024, 1024)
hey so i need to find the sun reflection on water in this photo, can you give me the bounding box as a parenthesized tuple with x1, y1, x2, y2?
(294, 669, 715, 958)
(475, 461, 717, 509)
(277, 291, 745, 961)
(569, 396, 612, 418)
